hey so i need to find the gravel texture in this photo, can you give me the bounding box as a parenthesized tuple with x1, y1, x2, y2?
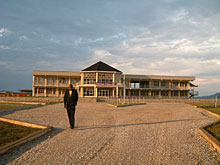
(1, 102, 220, 164)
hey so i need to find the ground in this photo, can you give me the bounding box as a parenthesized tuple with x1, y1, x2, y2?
(1, 102, 220, 164)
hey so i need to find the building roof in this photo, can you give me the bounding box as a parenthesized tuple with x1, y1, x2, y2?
(124, 74, 195, 81)
(82, 61, 122, 72)
(33, 70, 80, 77)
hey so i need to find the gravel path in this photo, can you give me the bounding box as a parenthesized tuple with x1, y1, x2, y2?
(1, 102, 220, 164)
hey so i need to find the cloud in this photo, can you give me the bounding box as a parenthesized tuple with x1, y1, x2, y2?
(0, 45, 9, 49)
(19, 35, 29, 41)
(0, 28, 8, 37)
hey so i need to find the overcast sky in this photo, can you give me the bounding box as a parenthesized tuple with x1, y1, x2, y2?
(0, 0, 220, 96)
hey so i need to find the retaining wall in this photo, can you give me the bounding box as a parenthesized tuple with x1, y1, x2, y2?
(0, 97, 217, 104)
(0, 97, 97, 103)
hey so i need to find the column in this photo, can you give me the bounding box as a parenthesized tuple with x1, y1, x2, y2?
(81, 73, 84, 85)
(56, 88, 59, 97)
(149, 80, 152, 88)
(68, 76, 71, 85)
(37, 88, 39, 96)
(168, 91, 171, 98)
(95, 87, 98, 97)
(139, 90, 141, 97)
(113, 73, 115, 83)
(96, 72, 98, 83)
(159, 80, 161, 88)
(33, 76, 35, 86)
(159, 90, 161, 98)
(113, 88, 115, 97)
(57, 76, 59, 87)
(32, 87, 35, 96)
(44, 88, 47, 97)
(44, 76, 47, 86)
(178, 91, 180, 98)
(148, 90, 151, 97)
(116, 87, 118, 97)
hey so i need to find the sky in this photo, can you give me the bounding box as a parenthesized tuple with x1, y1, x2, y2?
(0, 0, 220, 96)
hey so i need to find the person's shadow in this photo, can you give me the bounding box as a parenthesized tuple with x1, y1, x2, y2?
(75, 118, 206, 130)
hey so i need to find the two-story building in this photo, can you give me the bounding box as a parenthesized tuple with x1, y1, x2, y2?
(32, 61, 197, 98)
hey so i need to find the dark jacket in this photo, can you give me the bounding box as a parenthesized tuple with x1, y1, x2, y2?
(64, 89, 78, 109)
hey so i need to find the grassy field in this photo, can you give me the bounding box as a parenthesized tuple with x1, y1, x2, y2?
(190, 102, 220, 115)
(0, 103, 30, 110)
(191, 102, 220, 142)
(0, 121, 41, 148)
(206, 123, 220, 141)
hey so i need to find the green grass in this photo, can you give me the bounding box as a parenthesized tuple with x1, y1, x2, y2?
(0, 103, 30, 110)
(0, 121, 41, 148)
(206, 123, 220, 141)
(190, 102, 220, 115)
(190, 102, 220, 142)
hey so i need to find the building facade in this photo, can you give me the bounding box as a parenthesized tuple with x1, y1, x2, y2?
(32, 61, 197, 98)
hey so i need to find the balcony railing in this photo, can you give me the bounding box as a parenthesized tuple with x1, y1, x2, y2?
(96, 82, 117, 86)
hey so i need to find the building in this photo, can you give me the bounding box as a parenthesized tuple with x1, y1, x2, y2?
(32, 61, 197, 98)
(0, 91, 28, 97)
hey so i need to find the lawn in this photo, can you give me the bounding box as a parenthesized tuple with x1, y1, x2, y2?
(190, 102, 220, 115)
(206, 123, 220, 141)
(0, 103, 30, 110)
(0, 121, 41, 148)
(191, 102, 220, 142)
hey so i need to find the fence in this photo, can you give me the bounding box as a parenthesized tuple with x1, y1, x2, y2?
(103, 96, 146, 106)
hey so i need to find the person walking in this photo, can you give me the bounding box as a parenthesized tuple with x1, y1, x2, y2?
(64, 84, 78, 129)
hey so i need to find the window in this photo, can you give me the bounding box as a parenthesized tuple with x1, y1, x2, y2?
(98, 88, 113, 96)
(180, 91, 188, 96)
(47, 77, 56, 85)
(180, 82, 188, 87)
(130, 81, 140, 88)
(161, 91, 169, 96)
(84, 72, 96, 84)
(152, 91, 159, 96)
(172, 81, 178, 87)
(141, 91, 148, 96)
(161, 81, 166, 87)
(39, 88, 44, 94)
(47, 88, 56, 94)
(153, 81, 159, 87)
(140, 81, 149, 88)
(98, 73, 113, 84)
(38, 77, 45, 84)
(71, 78, 80, 85)
(59, 78, 68, 85)
(171, 91, 178, 96)
(83, 88, 94, 96)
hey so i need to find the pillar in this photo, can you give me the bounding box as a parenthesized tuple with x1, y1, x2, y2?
(116, 87, 118, 97)
(96, 72, 98, 83)
(68, 76, 71, 85)
(81, 73, 84, 85)
(168, 91, 171, 98)
(44, 88, 47, 97)
(149, 80, 152, 88)
(113, 73, 115, 83)
(45, 76, 47, 86)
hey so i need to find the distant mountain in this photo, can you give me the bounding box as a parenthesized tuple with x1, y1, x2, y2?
(196, 93, 220, 99)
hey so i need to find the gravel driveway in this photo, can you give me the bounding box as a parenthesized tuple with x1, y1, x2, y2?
(1, 102, 220, 164)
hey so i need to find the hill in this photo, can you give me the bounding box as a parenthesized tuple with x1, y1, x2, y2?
(196, 93, 220, 99)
